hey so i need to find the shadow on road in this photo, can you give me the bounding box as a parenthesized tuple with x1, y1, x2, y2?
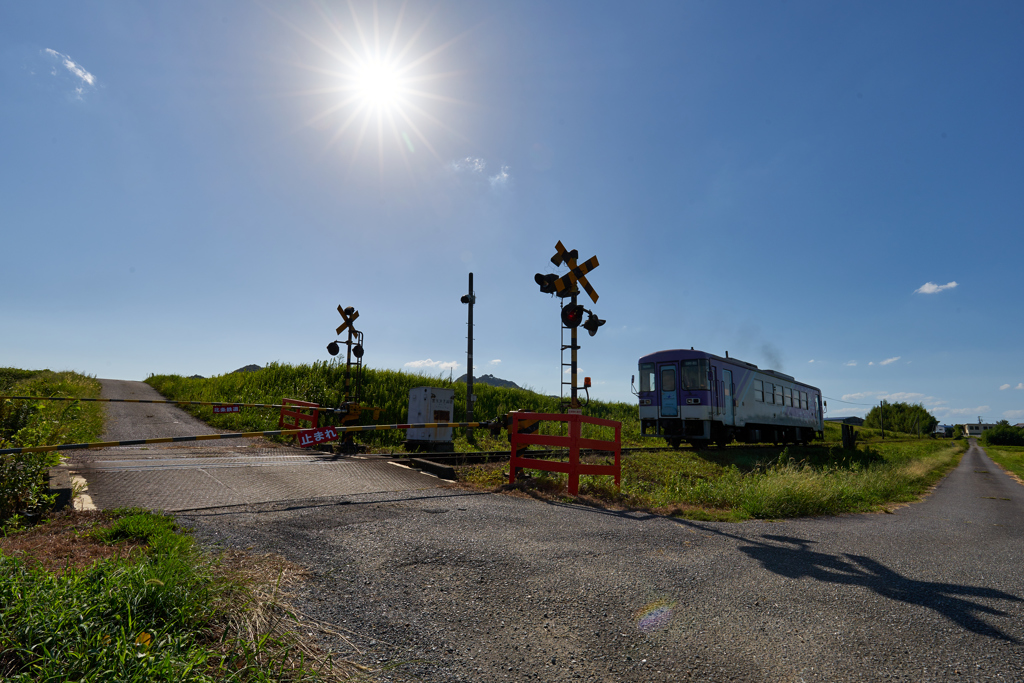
(719, 530, 1022, 642)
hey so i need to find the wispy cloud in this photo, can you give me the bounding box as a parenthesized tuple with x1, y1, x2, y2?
(451, 157, 486, 174)
(842, 392, 879, 402)
(934, 406, 990, 417)
(489, 165, 510, 188)
(1003, 409, 1024, 420)
(844, 360, 857, 367)
(881, 392, 925, 402)
(44, 48, 96, 99)
(404, 358, 460, 371)
(1000, 384, 1011, 391)
(914, 281, 957, 295)
(1018, 383, 1024, 390)
(879, 357, 901, 366)
(489, 359, 501, 365)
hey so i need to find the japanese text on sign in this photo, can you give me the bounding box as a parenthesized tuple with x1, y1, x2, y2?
(213, 405, 240, 414)
(297, 426, 339, 448)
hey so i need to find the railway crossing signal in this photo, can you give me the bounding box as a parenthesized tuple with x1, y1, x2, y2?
(561, 304, 585, 328)
(582, 311, 605, 336)
(535, 240, 606, 410)
(335, 306, 359, 336)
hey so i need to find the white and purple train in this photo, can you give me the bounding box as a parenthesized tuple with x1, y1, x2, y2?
(635, 348, 824, 448)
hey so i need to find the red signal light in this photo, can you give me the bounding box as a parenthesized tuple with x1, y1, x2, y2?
(561, 304, 585, 328)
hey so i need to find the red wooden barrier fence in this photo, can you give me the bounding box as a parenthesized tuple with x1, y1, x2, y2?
(508, 412, 621, 495)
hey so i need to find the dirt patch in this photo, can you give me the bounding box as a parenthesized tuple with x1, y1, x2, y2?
(0, 509, 143, 574)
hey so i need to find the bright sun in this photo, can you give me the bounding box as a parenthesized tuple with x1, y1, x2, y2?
(291, 3, 464, 179)
(352, 60, 403, 110)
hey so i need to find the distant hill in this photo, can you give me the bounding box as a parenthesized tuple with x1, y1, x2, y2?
(231, 364, 262, 374)
(454, 373, 523, 390)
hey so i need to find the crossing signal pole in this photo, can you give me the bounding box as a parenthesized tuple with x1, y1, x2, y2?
(534, 241, 605, 411)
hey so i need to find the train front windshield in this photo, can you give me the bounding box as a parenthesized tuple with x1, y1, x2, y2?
(639, 363, 655, 392)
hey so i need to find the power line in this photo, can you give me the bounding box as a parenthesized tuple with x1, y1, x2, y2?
(823, 395, 876, 406)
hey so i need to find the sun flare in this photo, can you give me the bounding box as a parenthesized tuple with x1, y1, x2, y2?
(352, 59, 403, 111)
(289, 2, 467, 181)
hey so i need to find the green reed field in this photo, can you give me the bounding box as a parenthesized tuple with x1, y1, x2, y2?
(146, 360, 641, 449)
(147, 362, 965, 520)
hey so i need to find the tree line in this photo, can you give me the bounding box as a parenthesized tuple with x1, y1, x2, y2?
(863, 401, 938, 435)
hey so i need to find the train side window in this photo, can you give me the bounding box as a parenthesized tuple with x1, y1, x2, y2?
(754, 380, 763, 402)
(784, 387, 793, 407)
(640, 363, 655, 392)
(800, 391, 808, 409)
(766, 383, 774, 404)
(774, 384, 783, 405)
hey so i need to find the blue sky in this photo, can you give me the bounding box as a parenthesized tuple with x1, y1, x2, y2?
(2, 1, 1022, 424)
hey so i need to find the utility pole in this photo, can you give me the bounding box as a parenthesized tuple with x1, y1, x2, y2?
(880, 400, 885, 439)
(461, 273, 475, 440)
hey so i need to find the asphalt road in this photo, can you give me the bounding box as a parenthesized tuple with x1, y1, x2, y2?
(174, 439, 1024, 682)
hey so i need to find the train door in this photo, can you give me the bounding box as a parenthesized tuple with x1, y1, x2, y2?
(659, 364, 678, 417)
(723, 369, 734, 425)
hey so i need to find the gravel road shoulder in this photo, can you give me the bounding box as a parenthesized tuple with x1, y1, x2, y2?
(177, 440, 1024, 682)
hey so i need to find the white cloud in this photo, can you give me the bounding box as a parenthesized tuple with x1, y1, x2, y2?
(808, 359, 816, 364)
(404, 358, 460, 371)
(489, 165, 510, 188)
(451, 157, 486, 173)
(879, 356, 901, 366)
(914, 281, 958, 295)
(1017, 383, 1024, 390)
(844, 360, 857, 367)
(1003, 410, 1024, 420)
(44, 48, 96, 98)
(1000, 384, 1011, 391)
(868, 362, 874, 366)
(489, 359, 501, 365)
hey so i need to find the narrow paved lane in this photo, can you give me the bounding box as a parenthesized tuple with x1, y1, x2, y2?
(177, 439, 1024, 682)
(68, 379, 440, 511)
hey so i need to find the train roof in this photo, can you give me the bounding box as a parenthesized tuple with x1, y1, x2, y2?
(638, 348, 819, 390)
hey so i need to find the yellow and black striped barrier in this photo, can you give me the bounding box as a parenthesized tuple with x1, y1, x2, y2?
(0, 396, 349, 413)
(0, 421, 498, 456)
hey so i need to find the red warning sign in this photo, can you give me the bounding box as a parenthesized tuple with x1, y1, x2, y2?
(297, 426, 339, 449)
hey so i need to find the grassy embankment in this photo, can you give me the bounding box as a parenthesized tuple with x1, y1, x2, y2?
(982, 445, 1024, 483)
(148, 363, 965, 521)
(0, 507, 356, 682)
(0, 369, 105, 527)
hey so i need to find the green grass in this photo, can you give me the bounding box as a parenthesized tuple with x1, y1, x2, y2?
(982, 444, 1024, 482)
(462, 439, 965, 521)
(146, 361, 643, 450)
(1, 369, 105, 527)
(0, 509, 337, 682)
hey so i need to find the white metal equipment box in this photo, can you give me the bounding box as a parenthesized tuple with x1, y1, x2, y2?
(406, 386, 454, 448)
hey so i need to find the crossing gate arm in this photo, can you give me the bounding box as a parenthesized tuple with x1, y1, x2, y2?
(0, 422, 500, 456)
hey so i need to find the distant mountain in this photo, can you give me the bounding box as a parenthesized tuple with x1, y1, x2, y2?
(231, 364, 262, 374)
(454, 373, 523, 390)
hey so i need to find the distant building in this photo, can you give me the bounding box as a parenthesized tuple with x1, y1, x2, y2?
(1015, 423, 1024, 430)
(963, 423, 995, 438)
(824, 416, 865, 426)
